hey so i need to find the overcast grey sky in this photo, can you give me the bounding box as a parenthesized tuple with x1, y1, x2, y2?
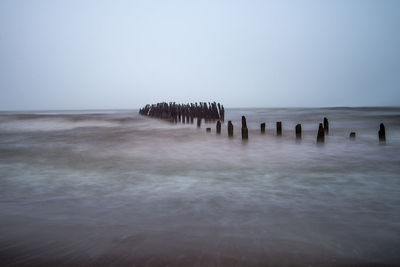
(0, 0, 399, 110)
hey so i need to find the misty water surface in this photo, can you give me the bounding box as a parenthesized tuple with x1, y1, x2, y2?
(0, 108, 399, 266)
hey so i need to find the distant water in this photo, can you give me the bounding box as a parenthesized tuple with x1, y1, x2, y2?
(0, 108, 400, 266)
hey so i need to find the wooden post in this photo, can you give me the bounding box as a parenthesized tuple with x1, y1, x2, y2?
(379, 123, 386, 142)
(323, 117, 329, 135)
(295, 124, 302, 139)
(317, 123, 325, 144)
(228, 121, 233, 137)
(241, 116, 248, 140)
(206, 128, 211, 132)
(260, 123, 265, 133)
(276, 122, 282, 136)
(216, 120, 221, 134)
(349, 132, 356, 140)
(197, 117, 201, 128)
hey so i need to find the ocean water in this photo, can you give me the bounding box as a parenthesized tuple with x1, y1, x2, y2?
(0, 108, 399, 266)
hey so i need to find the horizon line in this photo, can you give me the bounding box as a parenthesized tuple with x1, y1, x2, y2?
(1, 105, 400, 113)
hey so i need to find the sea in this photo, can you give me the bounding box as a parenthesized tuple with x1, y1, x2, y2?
(0, 107, 399, 266)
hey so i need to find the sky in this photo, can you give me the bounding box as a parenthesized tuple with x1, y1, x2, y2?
(0, 0, 399, 110)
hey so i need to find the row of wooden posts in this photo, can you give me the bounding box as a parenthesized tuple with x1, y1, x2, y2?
(139, 102, 224, 124)
(138, 103, 386, 143)
(204, 116, 387, 143)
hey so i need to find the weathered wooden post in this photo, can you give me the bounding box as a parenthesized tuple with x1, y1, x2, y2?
(349, 132, 356, 140)
(260, 123, 266, 133)
(206, 128, 211, 132)
(323, 117, 329, 135)
(190, 104, 194, 123)
(276, 122, 282, 136)
(379, 123, 386, 142)
(241, 116, 248, 140)
(295, 124, 302, 139)
(216, 120, 221, 134)
(228, 121, 233, 137)
(186, 108, 190, 123)
(317, 123, 325, 144)
(197, 117, 201, 128)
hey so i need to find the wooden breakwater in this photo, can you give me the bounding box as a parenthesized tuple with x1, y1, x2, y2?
(139, 102, 224, 123)
(139, 105, 387, 144)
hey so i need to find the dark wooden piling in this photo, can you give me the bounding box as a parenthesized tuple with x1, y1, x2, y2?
(221, 105, 225, 122)
(379, 123, 386, 142)
(206, 128, 211, 132)
(349, 132, 356, 140)
(323, 117, 329, 135)
(197, 117, 201, 128)
(295, 124, 302, 139)
(242, 116, 247, 129)
(317, 123, 325, 144)
(228, 121, 233, 137)
(216, 120, 221, 135)
(241, 116, 248, 140)
(276, 122, 282, 136)
(217, 103, 222, 122)
(260, 123, 265, 133)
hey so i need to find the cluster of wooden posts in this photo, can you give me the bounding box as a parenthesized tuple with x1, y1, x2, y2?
(139, 104, 387, 143)
(139, 102, 224, 125)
